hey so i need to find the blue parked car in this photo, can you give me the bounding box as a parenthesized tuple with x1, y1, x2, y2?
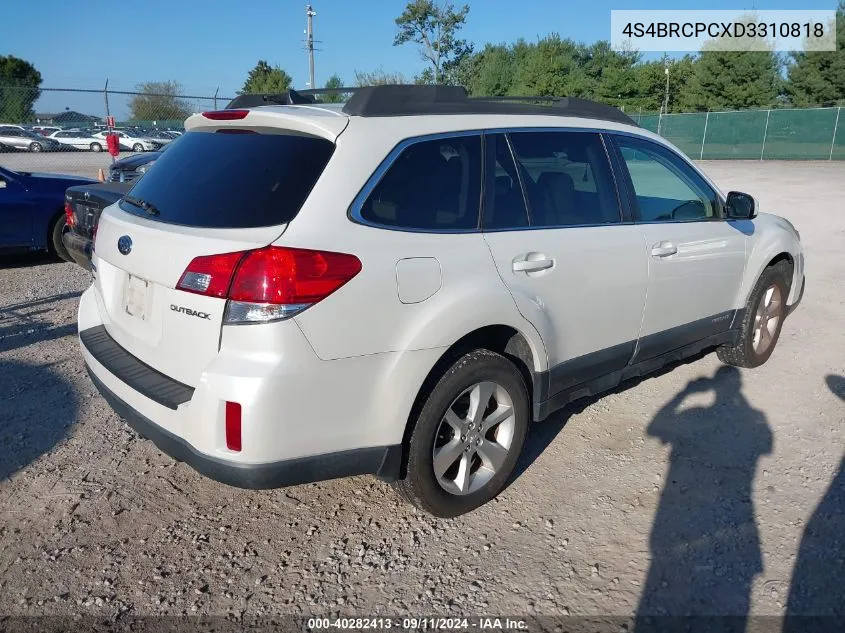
(0, 166, 96, 261)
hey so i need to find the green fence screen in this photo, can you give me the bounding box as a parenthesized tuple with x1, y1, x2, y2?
(630, 107, 843, 160)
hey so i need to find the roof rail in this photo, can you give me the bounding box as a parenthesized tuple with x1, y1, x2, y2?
(341, 85, 636, 125)
(225, 85, 636, 126)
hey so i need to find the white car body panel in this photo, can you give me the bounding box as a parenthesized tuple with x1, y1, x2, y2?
(93, 131, 158, 152)
(78, 102, 805, 488)
(92, 204, 286, 385)
(636, 221, 747, 337)
(483, 225, 648, 367)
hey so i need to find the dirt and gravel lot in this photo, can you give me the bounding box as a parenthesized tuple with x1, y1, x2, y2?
(0, 161, 842, 626)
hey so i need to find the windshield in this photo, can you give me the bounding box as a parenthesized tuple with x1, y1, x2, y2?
(119, 130, 335, 228)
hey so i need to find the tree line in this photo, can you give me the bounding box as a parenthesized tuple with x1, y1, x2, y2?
(237, 0, 843, 113)
(1, 0, 842, 123)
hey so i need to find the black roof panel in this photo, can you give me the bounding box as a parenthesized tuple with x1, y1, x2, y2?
(225, 85, 636, 127)
(341, 85, 636, 125)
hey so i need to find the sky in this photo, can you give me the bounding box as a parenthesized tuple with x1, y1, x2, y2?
(3, 0, 839, 120)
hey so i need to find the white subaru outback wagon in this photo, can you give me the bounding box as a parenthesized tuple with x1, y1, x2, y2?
(78, 85, 805, 517)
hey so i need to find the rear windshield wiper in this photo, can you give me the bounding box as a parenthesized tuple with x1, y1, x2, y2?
(124, 195, 160, 217)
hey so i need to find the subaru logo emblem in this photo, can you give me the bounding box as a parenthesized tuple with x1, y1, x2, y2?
(117, 235, 132, 255)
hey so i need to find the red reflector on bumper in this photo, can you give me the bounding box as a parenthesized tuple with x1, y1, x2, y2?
(225, 401, 242, 452)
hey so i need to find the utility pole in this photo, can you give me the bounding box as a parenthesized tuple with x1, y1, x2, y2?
(306, 4, 316, 88)
(658, 60, 671, 136)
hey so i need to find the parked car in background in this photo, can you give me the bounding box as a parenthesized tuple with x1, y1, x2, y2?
(32, 126, 63, 136)
(77, 86, 804, 517)
(0, 165, 96, 259)
(143, 130, 175, 145)
(108, 150, 162, 183)
(63, 181, 130, 269)
(92, 130, 161, 152)
(49, 129, 108, 152)
(0, 126, 63, 152)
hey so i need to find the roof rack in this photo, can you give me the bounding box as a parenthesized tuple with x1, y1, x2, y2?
(225, 85, 636, 126)
(224, 89, 318, 109)
(341, 85, 636, 125)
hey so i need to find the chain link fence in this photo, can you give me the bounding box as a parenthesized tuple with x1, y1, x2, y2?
(632, 107, 845, 160)
(1, 85, 843, 179)
(0, 85, 234, 178)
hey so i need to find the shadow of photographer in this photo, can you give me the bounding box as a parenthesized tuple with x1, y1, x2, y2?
(783, 375, 845, 629)
(636, 366, 773, 629)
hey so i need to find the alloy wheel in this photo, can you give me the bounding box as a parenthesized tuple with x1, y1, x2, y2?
(753, 284, 782, 355)
(432, 381, 516, 496)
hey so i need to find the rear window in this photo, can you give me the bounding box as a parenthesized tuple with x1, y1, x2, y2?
(119, 130, 334, 228)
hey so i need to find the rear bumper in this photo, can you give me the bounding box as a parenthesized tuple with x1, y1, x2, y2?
(62, 230, 92, 270)
(86, 366, 401, 489)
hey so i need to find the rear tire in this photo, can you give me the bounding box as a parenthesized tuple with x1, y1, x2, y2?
(393, 349, 529, 517)
(90, 142, 102, 152)
(717, 260, 791, 368)
(29, 142, 43, 153)
(132, 143, 144, 152)
(49, 215, 72, 262)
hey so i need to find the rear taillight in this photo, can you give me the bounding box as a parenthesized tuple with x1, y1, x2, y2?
(64, 201, 75, 228)
(176, 246, 362, 324)
(177, 251, 244, 298)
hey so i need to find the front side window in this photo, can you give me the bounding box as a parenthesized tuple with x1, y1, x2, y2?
(616, 136, 718, 222)
(360, 135, 482, 231)
(507, 131, 621, 227)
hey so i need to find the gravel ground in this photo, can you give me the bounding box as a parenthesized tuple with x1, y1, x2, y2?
(0, 161, 842, 624)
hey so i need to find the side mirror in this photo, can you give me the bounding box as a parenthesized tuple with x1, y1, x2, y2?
(725, 191, 757, 219)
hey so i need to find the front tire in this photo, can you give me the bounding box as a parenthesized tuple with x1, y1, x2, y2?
(718, 260, 791, 368)
(49, 215, 72, 262)
(90, 142, 103, 152)
(393, 349, 529, 517)
(132, 143, 144, 152)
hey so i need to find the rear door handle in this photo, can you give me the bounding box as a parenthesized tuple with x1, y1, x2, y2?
(512, 256, 554, 273)
(651, 241, 678, 258)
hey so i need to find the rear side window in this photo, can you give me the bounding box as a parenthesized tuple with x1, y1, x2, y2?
(483, 134, 529, 230)
(360, 135, 481, 231)
(120, 130, 334, 228)
(508, 131, 620, 227)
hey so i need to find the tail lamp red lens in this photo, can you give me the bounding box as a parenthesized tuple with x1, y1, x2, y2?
(225, 401, 242, 452)
(176, 246, 361, 319)
(64, 201, 75, 228)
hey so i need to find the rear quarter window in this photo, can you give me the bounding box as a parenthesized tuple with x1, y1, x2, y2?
(359, 135, 482, 231)
(119, 130, 334, 228)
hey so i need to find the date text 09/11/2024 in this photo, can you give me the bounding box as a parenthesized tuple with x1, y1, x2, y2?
(307, 617, 528, 630)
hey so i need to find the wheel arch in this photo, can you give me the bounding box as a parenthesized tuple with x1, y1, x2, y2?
(736, 218, 801, 309)
(739, 250, 796, 310)
(46, 206, 66, 251)
(395, 324, 545, 479)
